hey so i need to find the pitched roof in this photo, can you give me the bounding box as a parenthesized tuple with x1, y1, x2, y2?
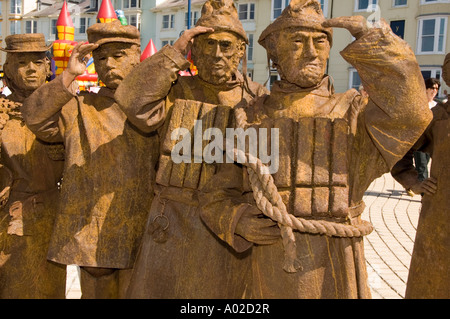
(23, 0, 93, 19)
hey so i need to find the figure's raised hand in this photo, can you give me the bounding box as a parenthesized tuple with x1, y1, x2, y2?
(323, 16, 389, 40)
(173, 26, 214, 55)
(67, 42, 99, 78)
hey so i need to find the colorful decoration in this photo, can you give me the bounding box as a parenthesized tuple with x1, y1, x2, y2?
(52, 1, 77, 76)
(97, 0, 118, 23)
(76, 56, 100, 91)
(115, 10, 128, 25)
(51, 1, 102, 91)
(140, 39, 157, 62)
(179, 50, 198, 76)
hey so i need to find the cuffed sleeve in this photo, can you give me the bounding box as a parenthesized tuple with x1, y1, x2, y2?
(198, 162, 254, 253)
(341, 27, 433, 170)
(200, 191, 254, 253)
(115, 45, 191, 133)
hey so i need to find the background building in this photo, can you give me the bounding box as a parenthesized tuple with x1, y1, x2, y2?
(327, 0, 449, 97)
(1, 0, 449, 96)
(149, 0, 449, 96)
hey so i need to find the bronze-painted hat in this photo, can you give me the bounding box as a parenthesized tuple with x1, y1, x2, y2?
(0, 33, 51, 53)
(87, 20, 140, 47)
(259, 0, 333, 49)
(196, 0, 248, 44)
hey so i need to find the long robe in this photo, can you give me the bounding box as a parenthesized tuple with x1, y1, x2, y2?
(115, 45, 268, 298)
(22, 78, 158, 270)
(391, 101, 450, 298)
(0, 93, 66, 299)
(198, 27, 432, 298)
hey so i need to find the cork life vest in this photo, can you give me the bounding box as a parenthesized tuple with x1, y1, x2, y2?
(156, 99, 232, 190)
(239, 89, 360, 222)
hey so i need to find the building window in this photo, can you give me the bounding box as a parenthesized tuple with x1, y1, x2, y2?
(10, 20, 21, 35)
(162, 14, 175, 29)
(390, 20, 405, 39)
(420, 0, 450, 4)
(355, 0, 378, 11)
(90, 0, 98, 9)
(78, 18, 87, 34)
(25, 20, 37, 34)
(247, 34, 254, 61)
(185, 11, 199, 28)
(10, 0, 22, 14)
(272, 0, 289, 20)
(393, 0, 407, 6)
(122, 0, 141, 9)
(269, 72, 280, 90)
(417, 17, 447, 54)
(126, 14, 140, 31)
(51, 19, 57, 35)
(349, 69, 362, 90)
(271, 0, 327, 19)
(161, 39, 175, 48)
(238, 3, 255, 20)
(421, 67, 443, 96)
(421, 68, 441, 81)
(320, 0, 329, 16)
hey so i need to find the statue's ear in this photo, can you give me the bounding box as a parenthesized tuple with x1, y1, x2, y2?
(238, 41, 246, 59)
(45, 57, 53, 80)
(2, 60, 13, 89)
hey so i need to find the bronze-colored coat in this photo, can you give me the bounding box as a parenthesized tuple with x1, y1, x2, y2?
(199, 28, 432, 298)
(115, 45, 268, 298)
(22, 78, 158, 269)
(0, 93, 66, 299)
(392, 102, 450, 298)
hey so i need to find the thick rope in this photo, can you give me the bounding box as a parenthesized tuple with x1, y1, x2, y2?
(233, 107, 373, 273)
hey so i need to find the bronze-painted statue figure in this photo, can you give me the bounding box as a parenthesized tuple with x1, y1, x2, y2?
(391, 53, 450, 299)
(22, 21, 159, 299)
(0, 34, 66, 298)
(198, 0, 432, 298)
(115, 0, 267, 298)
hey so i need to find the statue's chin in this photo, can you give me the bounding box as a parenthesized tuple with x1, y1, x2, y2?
(199, 73, 230, 86)
(290, 74, 324, 89)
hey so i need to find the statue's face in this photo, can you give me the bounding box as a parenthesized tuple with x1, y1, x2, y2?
(274, 29, 330, 88)
(6, 52, 49, 93)
(93, 42, 140, 89)
(192, 31, 245, 85)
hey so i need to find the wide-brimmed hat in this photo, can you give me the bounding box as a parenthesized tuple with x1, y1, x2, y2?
(87, 20, 140, 47)
(259, 0, 333, 49)
(195, 0, 248, 44)
(0, 33, 52, 53)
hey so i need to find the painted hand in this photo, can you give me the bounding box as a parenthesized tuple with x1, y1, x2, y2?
(235, 206, 281, 245)
(323, 16, 390, 40)
(173, 26, 214, 55)
(66, 42, 99, 78)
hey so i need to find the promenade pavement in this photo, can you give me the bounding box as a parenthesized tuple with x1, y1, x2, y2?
(65, 173, 422, 299)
